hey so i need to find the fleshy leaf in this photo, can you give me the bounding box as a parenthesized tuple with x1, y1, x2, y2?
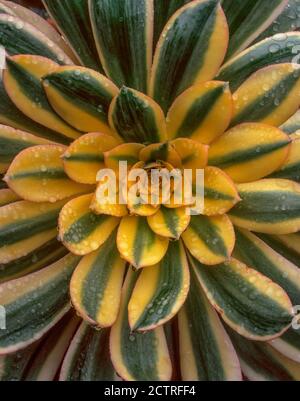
(147, 206, 190, 239)
(153, 0, 192, 48)
(178, 270, 242, 381)
(0, 237, 67, 284)
(3, 55, 81, 139)
(109, 86, 167, 144)
(231, 63, 300, 127)
(204, 166, 240, 215)
(227, 327, 300, 381)
(70, 231, 126, 328)
(256, 232, 300, 267)
(89, 0, 153, 92)
(23, 312, 80, 381)
(0, 342, 40, 381)
(150, 0, 228, 112)
(43, 0, 102, 70)
(234, 229, 300, 306)
(3, 0, 76, 61)
(166, 81, 232, 144)
(0, 188, 20, 207)
(268, 134, 300, 182)
(0, 253, 80, 353)
(63, 133, 120, 185)
(170, 138, 208, 170)
(5, 144, 91, 202)
(270, 328, 300, 364)
(0, 199, 64, 264)
(60, 323, 117, 381)
(280, 109, 300, 135)
(0, 13, 72, 64)
(104, 143, 144, 177)
(110, 268, 172, 381)
(59, 194, 120, 255)
(222, 0, 288, 60)
(229, 179, 300, 234)
(182, 214, 235, 265)
(218, 32, 300, 91)
(43, 66, 118, 134)
(253, 0, 300, 44)
(208, 123, 291, 183)
(0, 75, 71, 145)
(0, 125, 52, 174)
(191, 256, 293, 340)
(128, 240, 190, 331)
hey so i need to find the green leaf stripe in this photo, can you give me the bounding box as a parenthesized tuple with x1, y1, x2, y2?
(43, 0, 103, 71)
(60, 323, 116, 381)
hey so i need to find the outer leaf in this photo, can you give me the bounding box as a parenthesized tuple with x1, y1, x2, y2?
(150, 0, 229, 112)
(191, 256, 293, 341)
(166, 81, 232, 144)
(0, 188, 19, 207)
(110, 268, 172, 381)
(3, 55, 81, 139)
(24, 312, 80, 381)
(89, 0, 153, 92)
(70, 231, 126, 328)
(254, 0, 300, 43)
(227, 327, 300, 381)
(109, 87, 167, 144)
(208, 123, 291, 183)
(0, 342, 40, 381)
(178, 270, 241, 381)
(0, 238, 67, 284)
(63, 133, 120, 185)
(59, 194, 120, 256)
(182, 214, 235, 265)
(60, 323, 116, 381)
(0, 75, 71, 145)
(128, 240, 190, 331)
(280, 109, 300, 135)
(117, 215, 169, 268)
(0, 253, 80, 353)
(256, 232, 300, 267)
(234, 228, 300, 363)
(234, 229, 300, 306)
(43, 66, 118, 134)
(218, 32, 300, 91)
(2, 0, 77, 61)
(270, 328, 300, 364)
(268, 135, 300, 182)
(0, 13, 72, 64)
(222, 0, 288, 60)
(0, 125, 52, 174)
(5, 144, 91, 202)
(0, 1, 15, 15)
(0, 199, 64, 264)
(231, 63, 300, 127)
(153, 0, 192, 48)
(229, 179, 300, 234)
(42, 0, 102, 71)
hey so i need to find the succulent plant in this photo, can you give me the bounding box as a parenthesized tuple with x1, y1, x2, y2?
(0, 0, 300, 381)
